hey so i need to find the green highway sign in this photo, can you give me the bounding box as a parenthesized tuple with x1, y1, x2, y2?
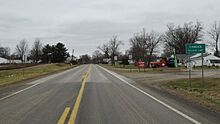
(185, 44, 206, 54)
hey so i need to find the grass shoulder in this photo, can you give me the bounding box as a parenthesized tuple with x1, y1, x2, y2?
(0, 63, 77, 87)
(161, 78, 220, 112)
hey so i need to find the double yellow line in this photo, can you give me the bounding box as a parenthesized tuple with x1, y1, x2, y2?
(58, 65, 91, 124)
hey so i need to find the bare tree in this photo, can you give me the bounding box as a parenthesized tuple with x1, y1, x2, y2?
(92, 50, 103, 63)
(30, 38, 43, 63)
(108, 36, 123, 65)
(130, 29, 148, 61)
(129, 29, 162, 63)
(208, 21, 220, 57)
(15, 39, 29, 61)
(97, 44, 109, 58)
(146, 31, 163, 64)
(146, 31, 162, 56)
(163, 21, 203, 55)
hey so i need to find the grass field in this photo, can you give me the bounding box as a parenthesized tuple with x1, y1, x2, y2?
(161, 78, 220, 111)
(0, 63, 77, 87)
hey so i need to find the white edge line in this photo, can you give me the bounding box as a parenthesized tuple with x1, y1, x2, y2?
(98, 65, 201, 124)
(0, 83, 40, 101)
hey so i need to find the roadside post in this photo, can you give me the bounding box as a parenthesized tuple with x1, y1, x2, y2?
(129, 55, 132, 72)
(114, 56, 117, 66)
(202, 53, 204, 86)
(186, 57, 192, 87)
(186, 44, 206, 87)
(173, 49, 178, 68)
(145, 52, 150, 72)
(22, 55, 27, 78)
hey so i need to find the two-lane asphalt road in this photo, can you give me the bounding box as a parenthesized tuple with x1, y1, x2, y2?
(0, 64, 219, 124)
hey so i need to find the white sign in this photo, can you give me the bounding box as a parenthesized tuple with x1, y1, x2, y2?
(114, 56, 118, 61)
(187, 61, 193, 71)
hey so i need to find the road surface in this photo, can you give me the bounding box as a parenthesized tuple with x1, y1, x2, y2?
(0, 64, 219, 124)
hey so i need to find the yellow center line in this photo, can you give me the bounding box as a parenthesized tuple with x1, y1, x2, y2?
(57, 107, 71, 124)
(68, 65, 92, 124)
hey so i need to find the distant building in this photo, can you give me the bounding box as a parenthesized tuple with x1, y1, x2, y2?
(176, 54, 195, 65)
(10, 59, 23, 64)
(190, 54, 220, 66)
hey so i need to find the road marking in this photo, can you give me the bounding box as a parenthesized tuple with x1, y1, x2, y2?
(58, 107, 71, 124)
(68, 65, 91, 124)
(98, 65, 202, 124)
(0, 83, 40, 101)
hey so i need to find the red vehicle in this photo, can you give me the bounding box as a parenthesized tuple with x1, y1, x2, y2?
(150, 58, 167, 68)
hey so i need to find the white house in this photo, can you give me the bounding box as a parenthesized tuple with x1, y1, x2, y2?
(190, 54, 220, 66)
(0, 57, 8, 64)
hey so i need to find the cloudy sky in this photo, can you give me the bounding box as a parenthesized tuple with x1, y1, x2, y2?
(0, 0, 219, 56)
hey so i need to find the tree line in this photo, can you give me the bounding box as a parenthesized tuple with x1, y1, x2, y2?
(0, 39, 69, 63)
(1, 20, 220, 64)
(92, 21, 220, 65)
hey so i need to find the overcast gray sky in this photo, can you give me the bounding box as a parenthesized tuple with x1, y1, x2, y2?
(0, 0, 219, 56)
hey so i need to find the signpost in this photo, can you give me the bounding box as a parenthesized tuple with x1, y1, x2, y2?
(22, 55, 27, 78)
(186, 44, 206, 87)
(114, 56, 117, 65)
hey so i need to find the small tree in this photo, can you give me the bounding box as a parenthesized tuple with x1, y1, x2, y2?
(30, 38, 43, 63)
(53, 42, 69, 63)
(41, 43, 69, 63)
(208, 21, 220, 57)
(108, 36, 123, 65)
(42, 44, 54, 63)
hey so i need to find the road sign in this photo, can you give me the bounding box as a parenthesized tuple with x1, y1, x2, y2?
(185, 43, 206, 87)
(186, 44, 205, 54)
(186, 61, 193, 71)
